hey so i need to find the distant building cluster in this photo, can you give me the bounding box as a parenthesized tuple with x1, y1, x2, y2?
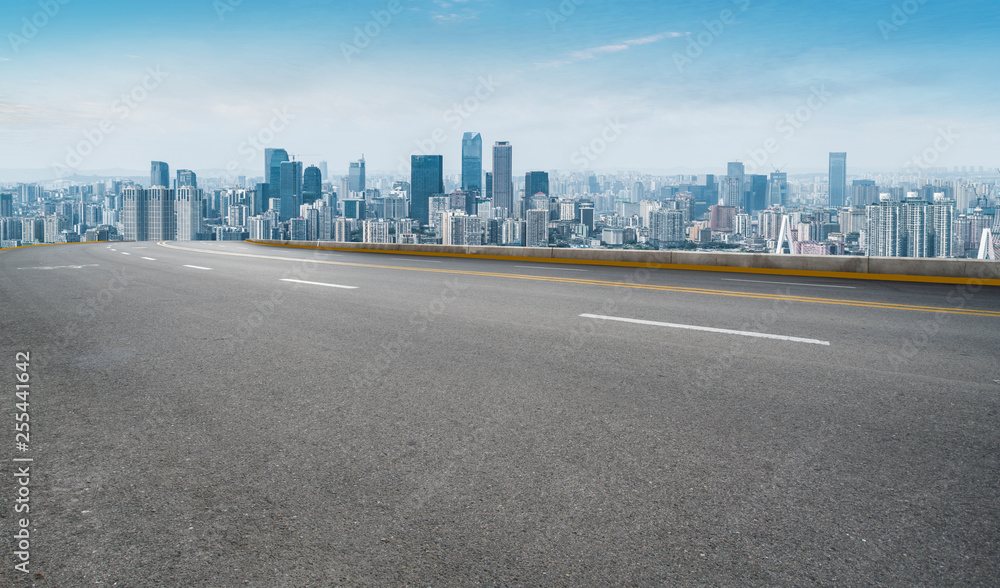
(2, 146, 999, 258)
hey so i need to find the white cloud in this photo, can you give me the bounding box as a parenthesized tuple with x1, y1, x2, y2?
(539, 31, 688, 68)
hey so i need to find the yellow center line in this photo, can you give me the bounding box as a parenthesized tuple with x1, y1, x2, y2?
(156, 242, 1000, 318)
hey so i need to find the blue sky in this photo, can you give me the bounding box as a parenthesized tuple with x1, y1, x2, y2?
(0, 0, 997, 177)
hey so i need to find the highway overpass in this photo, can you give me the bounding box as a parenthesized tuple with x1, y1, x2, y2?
(2, 240, 998, 586)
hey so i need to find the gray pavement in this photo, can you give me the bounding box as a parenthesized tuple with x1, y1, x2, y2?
(1, 241, 998, 586)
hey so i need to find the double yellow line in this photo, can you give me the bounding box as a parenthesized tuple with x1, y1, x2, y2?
(157, 242, 1000, 318)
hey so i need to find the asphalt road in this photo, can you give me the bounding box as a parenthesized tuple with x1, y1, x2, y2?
(1, 240, 998, 586)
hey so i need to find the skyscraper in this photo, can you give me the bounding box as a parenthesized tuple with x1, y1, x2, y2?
(767, 172, 787, 208)
(303, 165, 322, 205)
(150, 161, 169, 188)
(932, 201, 955, 258)
(0, 193, 12, 217)
(349, 156, 366, 194)
(524, 171, 549, 198)
(279, 160, 303, 221)
(147, 186, 175, 241)
(747, 175, 768, 214)
(492, 141, 513, 218)
(176, 169, 197, 190)
(484, 172, 493, 201)
(175, 187, 203, 241)
(122, 186, 148, 241)
(902, 200, 930, 258)
(866, 202, 902, 257)
(524, 171, 549, 219)
(829, 152, 847, 208)
(410, 155, 444, 226)
(525, 208, 549, 247)
(721, 162, 745, 208)
(264, 148, 288, 211)
(852, 179, 878, 208)
(462, 132, 482, 194)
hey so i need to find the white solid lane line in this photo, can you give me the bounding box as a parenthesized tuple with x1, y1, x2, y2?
(515, 265, 589, 272)
(183, 265, 212, 270)
(721, 278, 856, 289)
(280, 278, 358, 289)
(141, 257, 156, 261)
(579, 314, 831, 346)
(391, 257, 440, 263)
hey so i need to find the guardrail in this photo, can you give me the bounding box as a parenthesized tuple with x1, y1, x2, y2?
(247, 239, 1000, 285)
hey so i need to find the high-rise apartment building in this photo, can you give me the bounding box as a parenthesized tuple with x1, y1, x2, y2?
(932, 201, 955, 258)
(492, 141, 513, 218)
(902, 200, 931, 258)
(175, 187, 203, 241)
(147, 187, 175, 241)
(650, 209, 686, 246)
(525, 208, 549, 247)
(829, 152, 847, 208)
(852, 179, 877, 207)
(122, 186, 148, 241)
(866, 202, 903, 257)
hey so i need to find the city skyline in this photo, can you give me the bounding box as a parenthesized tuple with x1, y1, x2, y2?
(0, 0, 997, 177)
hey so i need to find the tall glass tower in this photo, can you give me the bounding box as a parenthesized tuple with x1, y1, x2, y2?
(264, 148, 289, 211)
(461, 133, 482, 194)
(829, 152, 847, 208)
(279, 160, 303, 221)
(303, 165, 322, 205)
(150, 161, 169, 188)
(349, 156, 366, 194)
(410, 155, 444, 226)
(492, 141, 513, 218)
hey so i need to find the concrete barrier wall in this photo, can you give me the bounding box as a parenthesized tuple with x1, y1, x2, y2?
(247, 239, 1000, 285)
